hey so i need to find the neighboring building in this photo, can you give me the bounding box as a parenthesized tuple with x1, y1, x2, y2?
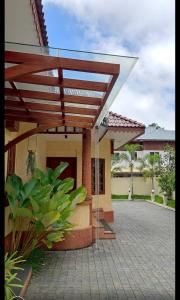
(5, 0, 145, 251)
(117, 126, 175, 161)
(134, 126, 175, 157)
(112, 126, 175, 196)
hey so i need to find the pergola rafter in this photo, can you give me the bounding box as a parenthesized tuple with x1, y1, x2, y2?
(5, 49, 120, 150)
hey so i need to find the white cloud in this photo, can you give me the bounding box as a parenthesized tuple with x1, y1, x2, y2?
(42, 0, 175, 129)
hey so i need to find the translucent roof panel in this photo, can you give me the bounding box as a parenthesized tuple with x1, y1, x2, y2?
(5, 42, 138, 127)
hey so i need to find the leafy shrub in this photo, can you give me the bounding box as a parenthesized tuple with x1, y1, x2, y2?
(5, 163, 87, 258)
(5, 252, 25, 300)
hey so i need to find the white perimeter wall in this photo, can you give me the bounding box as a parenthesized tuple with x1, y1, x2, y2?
(111, 177, 160, 195)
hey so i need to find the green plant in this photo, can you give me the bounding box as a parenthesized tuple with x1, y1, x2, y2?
(158, 145, 175, 199)
(26, 150, 36, 175)
(5, 162, 87, 258)
(140, 153, 160, 192)
(118, 144, 143, 197)
(25, 248, 46, 273)
(5, 252, 25, 300)
(157, 171, 175, 199)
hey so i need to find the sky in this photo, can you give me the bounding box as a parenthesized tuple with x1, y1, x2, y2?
(42, 0, 175, 130)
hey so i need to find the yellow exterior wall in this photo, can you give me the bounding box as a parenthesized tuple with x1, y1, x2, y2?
(5, 123, 46, 236)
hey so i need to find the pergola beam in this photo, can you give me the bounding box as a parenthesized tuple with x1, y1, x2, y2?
(13, 74, 108, 92)
(5, 99, 98, 115)
(5, 115, 93, 128)
(5, 51, 120, 75)
(5, 88, 102, 106)
(5, 109, 94, 123)
(5, 63, 50, 81)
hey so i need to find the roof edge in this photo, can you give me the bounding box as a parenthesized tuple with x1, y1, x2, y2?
(108, 111, 145, 128)
(33, 0, 48, 46)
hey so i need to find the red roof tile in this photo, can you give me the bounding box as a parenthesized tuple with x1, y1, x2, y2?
(35, 0, 48, 46)
(108, 111, 145, 128)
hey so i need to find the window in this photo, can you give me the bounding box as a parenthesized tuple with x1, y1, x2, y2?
(150, 152, 159, 156)
(91, 158, 105, 195)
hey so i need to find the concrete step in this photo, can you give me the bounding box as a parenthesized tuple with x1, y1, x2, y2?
(92, 217, 116, 240)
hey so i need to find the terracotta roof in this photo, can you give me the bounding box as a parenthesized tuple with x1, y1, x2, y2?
(108, 111, 145, 128)
(35, 0, 48, 46)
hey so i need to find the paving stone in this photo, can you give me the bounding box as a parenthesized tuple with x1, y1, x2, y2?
(25, 202, 175, 300)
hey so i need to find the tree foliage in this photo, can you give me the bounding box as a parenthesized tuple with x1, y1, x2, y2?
(111, 144, 143, 197)
(157, 145, 175, 198)
(148, 123, 163, 129)
(140, 153, 161, 191)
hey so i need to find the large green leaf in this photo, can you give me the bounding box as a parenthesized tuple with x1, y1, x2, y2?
(41, 211, 61, 228)
(22, 179, 39, 199)
(13, 207, 32, 219)
(57, 177, 74, 193)
(53, 162, 69, 179)
(31, 185, 52, 202)
(46, 231, 64, 242)
(51, 192, 69, 209)
(57, 199, 71, 212)
(34, 221, 44, 232)
(48, 193, 69, 211)
(30, 197, 40, 212)
(32, 168, 45, 181)
(69, 186, 87, 209)
(59, 208, 73, 221)
(5, 174, 23, 207)
(5, 182, 16, 196)
(42, 239, 53, 249)
(47, 167, 54, 182)
(7, 174, 23, 190)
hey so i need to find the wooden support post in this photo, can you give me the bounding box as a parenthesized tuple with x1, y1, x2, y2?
(82, 129, 92, 225)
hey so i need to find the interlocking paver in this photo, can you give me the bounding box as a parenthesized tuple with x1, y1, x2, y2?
(25, 201, 175, 300)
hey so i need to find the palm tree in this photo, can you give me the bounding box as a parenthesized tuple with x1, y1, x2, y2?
(111, 153, 121, 176)
(119, 144, 143, 198)
(140, 153, 160, 192)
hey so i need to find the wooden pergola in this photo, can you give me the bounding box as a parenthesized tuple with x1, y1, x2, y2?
(5, 50, 120, 151)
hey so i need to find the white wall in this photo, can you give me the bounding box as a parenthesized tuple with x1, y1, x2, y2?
(5, 0, 39, 45)
(111, 177, 160, 195)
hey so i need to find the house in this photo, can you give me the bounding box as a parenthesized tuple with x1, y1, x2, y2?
(117, 126, 175, 160)
(112, 125, 175, 196)
(5, 0, 145, 251)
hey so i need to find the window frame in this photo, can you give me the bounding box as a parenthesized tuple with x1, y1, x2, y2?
(91, 158, 105, 195)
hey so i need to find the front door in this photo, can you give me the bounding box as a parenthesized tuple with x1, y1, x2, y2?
(46, 157, 77, 188)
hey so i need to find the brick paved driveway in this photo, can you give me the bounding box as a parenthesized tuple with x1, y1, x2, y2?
(25, 201, 175, 300)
